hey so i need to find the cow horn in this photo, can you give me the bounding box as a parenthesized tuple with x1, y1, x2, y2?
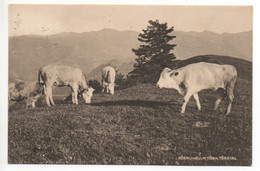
(164, 68, 171, 72)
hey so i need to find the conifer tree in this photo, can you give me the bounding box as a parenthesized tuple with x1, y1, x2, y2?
(129, 20, 176, 83)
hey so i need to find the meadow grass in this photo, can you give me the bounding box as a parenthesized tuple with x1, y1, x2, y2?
(8, 78, 251, 165)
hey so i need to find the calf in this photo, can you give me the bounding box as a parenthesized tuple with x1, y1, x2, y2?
(102, 66, 116, 95)
(38, 65, 94, 106)
(8, 81, 43, 108)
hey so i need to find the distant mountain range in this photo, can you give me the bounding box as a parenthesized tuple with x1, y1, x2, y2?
(173, 30, 252, 61)
(9, 28, 252, 82)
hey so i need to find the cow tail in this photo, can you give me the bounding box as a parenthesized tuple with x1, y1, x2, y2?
(38, 69, 41, 84)
(38, 68, 43, 85)
(107, 70, 111, 83)
(225, 66, 237, 99)
(38, 68, 45, 95)
(82, 73, 88, 90)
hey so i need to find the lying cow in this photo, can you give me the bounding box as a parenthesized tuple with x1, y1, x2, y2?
(102, 66, 116, 95)
(8, 81, 43, 108)
(38, 65, 95, 106)
(156, 62, 237, 115)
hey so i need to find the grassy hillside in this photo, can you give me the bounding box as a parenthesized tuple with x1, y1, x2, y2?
(8, 55, 252, 165)
(8, 81, 252, 165)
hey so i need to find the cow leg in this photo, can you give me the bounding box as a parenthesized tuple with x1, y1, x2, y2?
(49, 87, 55, 106)
(44, 85, 51, 107)
(101, 79, 105, 93)
(74, 90, 78, 105)
(28, 98, 36, 108)
(107, 84, 111, 94)
(226, 78, 236, 115)
(214, 89, 226, 110)
(46, 96, 51, 107)
(181, 90, 192, 113)
(25, 97, 36, 108)
(214, 98, 222, 110)
(31, 101, 36, 108)
(193, 93, 201, 110)
(106, 86, 110, 94)
(31, 94, 41, 108)
(72, 84, 79, 105)
(226, 90, 234, 115)
(70, 87, 75, 104)
(71, 92, 75, 104)
(25, 99, 31, 108)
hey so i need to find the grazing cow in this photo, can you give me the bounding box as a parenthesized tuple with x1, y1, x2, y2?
(8, 81, 43, 108)
(156, 62, 237, 115)
(102, 66, 116, 95)
(38, 65, 95, 106)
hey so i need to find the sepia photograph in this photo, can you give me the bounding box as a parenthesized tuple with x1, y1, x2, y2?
(6, 2, 253, 167)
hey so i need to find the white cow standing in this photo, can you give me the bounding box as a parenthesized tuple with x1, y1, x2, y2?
(156, 62, 237, 115)
(38, 65, 95, 106)
(102, 66, 116, 95)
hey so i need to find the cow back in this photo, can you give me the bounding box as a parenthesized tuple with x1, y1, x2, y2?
(102, 66, 116, 83)
(181, 62, 237, 91)
(39, 65, 87, 88)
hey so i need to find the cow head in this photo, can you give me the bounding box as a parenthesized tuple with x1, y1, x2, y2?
(82, 87, 95, 104)
(156, 68, 182, 94)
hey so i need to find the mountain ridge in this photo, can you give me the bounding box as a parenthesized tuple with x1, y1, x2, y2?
(9, 29, 252, 82)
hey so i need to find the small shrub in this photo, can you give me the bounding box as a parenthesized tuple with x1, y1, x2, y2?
(88, 80, 102, 93)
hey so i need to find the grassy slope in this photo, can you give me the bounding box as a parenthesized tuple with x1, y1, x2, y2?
(8, 55, 252, 165)
(9, 79, 251, 165)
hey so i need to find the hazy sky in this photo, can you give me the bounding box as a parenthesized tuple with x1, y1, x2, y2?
(9, 5, 253, 36)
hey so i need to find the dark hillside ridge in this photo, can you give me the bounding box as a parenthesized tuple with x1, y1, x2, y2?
(86, 58, 134, 81)
(171, 55, 252, 81)
(81, 55, 252, 84)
